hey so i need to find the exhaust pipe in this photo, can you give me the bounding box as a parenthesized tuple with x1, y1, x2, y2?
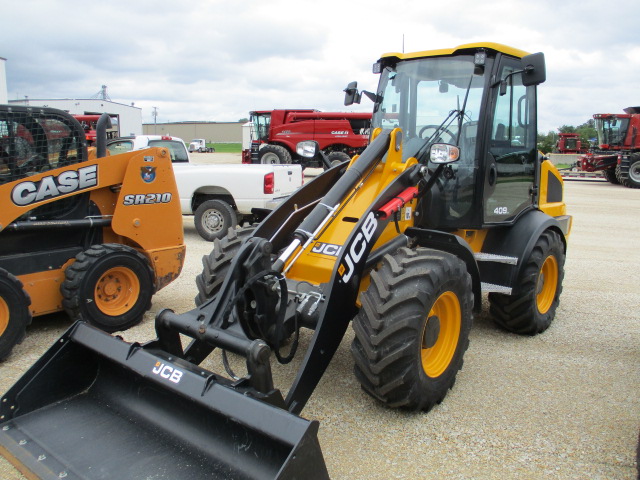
(95, 113, 112, 158)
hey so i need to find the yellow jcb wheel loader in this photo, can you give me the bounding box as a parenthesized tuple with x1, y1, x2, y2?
(0, 43, 571, 479)
(0, 106, 185, 361)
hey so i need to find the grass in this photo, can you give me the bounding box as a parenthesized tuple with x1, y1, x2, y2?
(208, 143, 242, 153)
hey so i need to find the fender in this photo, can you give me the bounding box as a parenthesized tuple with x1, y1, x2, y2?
(481, 209, 566, 289)
(405, 227, 483, 312)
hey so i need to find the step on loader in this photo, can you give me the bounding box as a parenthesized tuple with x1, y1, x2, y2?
(0, 106, 185, 360)
(0, 43, 571, 479)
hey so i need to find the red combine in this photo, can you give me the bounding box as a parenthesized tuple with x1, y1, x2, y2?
(242, 109, 371, 168)
(575, 107, 640, 187)
(555, 133, 585, 154)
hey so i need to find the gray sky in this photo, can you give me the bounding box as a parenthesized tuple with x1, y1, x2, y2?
(2, 0, 638, 133)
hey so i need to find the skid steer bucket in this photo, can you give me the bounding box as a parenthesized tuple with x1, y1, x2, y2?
(0, 322, 328, 480)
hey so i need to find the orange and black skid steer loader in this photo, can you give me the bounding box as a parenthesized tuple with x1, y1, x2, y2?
(0, 43, 571, 479)
(0, 106, 185, 361)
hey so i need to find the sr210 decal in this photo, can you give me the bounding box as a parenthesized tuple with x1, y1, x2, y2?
(123, 193, 173, 205)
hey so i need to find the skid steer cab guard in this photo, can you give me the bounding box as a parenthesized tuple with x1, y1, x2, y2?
(1, 43, 570, 480)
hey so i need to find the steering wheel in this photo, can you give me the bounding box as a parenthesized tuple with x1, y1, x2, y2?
(418, 125, 456, 144)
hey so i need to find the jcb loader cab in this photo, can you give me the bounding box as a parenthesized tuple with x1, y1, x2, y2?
(0, 105, 185, 361)
(0, 44, 570, 479)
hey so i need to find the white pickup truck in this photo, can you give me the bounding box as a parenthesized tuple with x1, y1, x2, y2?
(107, 135, 303, 240)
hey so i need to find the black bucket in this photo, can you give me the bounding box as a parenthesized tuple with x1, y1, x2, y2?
(0, 322, 329, 480)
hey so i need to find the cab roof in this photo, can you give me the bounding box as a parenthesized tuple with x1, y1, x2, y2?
(379, 42, 530, 62)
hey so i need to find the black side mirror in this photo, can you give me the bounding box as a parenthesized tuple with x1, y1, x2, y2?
(521, 52, 546, 86)
(344, 81, 361, 106)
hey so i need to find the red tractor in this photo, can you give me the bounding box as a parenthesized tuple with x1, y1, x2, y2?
(576, 107, 640, 187)
(242, 109, 371, 168)
(73, 115, 118, 146)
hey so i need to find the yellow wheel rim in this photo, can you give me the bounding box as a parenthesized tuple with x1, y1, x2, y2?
(94, 267, 140, 316)
(536, 255, 558, 314)
(0, 297, 9, 336)
(421, 291, 461, 378)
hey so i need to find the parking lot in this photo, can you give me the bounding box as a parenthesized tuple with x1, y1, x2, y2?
(0, 156, 638, 479)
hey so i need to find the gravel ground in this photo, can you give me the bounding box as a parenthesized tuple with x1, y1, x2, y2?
(0, 154, 638, 479)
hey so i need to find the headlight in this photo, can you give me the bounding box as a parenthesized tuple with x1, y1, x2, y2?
(296, 141, 318, 158)
(430, 143, 460, 164)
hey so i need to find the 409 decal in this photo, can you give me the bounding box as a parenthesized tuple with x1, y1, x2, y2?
(123, 192, 173, 206)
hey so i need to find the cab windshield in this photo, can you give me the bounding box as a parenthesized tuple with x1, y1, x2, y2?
(372, 54, 488, 164)
(595, 117, 629, 147)
(252, 113, 271, 142)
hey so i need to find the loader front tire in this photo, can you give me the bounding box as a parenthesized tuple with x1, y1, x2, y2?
(351, 247, 473, 411)
(489, 229, 565, 335)
(0, 269, 32, 361)
(62, 244, 155, 333)
(195, 227, 255, 305)
(194, 199, 238, 241)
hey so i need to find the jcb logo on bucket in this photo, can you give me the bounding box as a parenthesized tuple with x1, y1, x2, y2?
(151, 361, 183, 384)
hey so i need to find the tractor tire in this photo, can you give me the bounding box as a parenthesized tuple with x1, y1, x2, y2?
(326, 151, 351, 167)
(61, 244, 155, 333)
(195, 226, 254, 305)
(351, 247, 473, 411)
(0, 269, 32, 361)
(489, 229, 565, 335)
(259, 144, 292, 164)
(618, 154, 640, 188)
(194, 199, 238, 241)
(602, 168, 619, 184)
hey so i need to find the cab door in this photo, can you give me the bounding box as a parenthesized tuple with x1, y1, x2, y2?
(483, 56, 538, 224)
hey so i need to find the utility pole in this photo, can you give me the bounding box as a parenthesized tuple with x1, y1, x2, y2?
(152, 107, 158, 134)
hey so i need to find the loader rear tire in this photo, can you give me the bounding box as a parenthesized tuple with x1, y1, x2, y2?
(61, 244, 155, 333)
(195, 226, 255, 305)
(194, 199, 238, 241)
(0, 269, 32, 361)
(351, 247, 473, 411)
(489, 229, 565, 335)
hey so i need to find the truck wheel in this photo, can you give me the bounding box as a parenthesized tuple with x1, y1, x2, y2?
(326, 151, 351, 166)
(489, 229, 565, 335)
(0, 269, 32, 361)
(351, 247, 473, 411)
(259, 145, 292, 164)
(194, 199, 238, 241)
(61, 244, 155, 333)
(195, 226, 255, 305)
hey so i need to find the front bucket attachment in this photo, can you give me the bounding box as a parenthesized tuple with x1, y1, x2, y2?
(0, 322, 329, 480)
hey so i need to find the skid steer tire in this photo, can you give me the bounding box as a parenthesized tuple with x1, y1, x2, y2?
(195, 226, 255, 305)
(259, 144, 292, 165)
(489, 229, 565, 335)
(61, 244, 155, 333)
(351, 247, 473, 411)
(194, 199, 238, 241)
(0, 269, 32, 361)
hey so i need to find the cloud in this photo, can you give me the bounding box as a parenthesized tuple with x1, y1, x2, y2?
(1, 0, 638, 131)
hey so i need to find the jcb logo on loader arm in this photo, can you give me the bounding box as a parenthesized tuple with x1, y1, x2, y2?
(338, 212, 377, 283)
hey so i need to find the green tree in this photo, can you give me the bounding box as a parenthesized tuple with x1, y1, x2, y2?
(537, 130, 556, 154)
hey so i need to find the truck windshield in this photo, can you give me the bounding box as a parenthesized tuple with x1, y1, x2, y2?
(252, 113, 271, 142)
(595, 117, 629, 147)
